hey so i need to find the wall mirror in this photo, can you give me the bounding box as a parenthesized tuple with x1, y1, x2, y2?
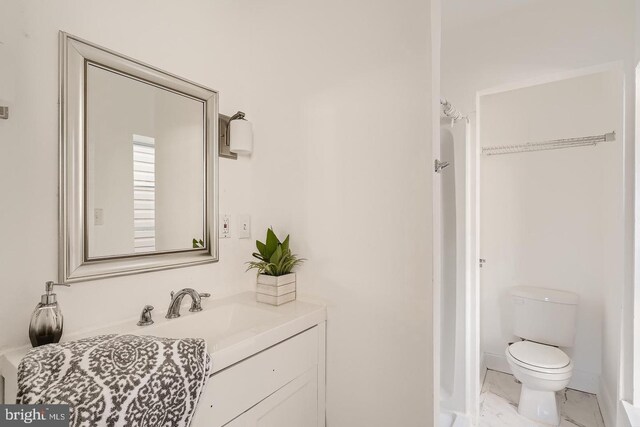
(59, 32, 218, 282)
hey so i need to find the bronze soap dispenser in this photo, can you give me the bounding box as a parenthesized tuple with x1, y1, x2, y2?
(29, 281, 70, 347)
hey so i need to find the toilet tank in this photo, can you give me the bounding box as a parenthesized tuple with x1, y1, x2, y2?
(510, 286, 579, 347)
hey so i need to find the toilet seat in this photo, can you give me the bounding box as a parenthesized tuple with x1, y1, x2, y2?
(507, 341, 572, 375)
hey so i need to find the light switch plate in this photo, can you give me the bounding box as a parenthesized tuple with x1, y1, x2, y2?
(94, 208, 104, 226)
(237, 214, 251, 239)
(220, 213, 231, 238)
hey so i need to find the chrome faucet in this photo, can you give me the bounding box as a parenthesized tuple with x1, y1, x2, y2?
(166, 288, 211, 319)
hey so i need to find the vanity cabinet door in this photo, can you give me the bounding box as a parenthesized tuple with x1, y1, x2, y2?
(226, 368, 318, 427)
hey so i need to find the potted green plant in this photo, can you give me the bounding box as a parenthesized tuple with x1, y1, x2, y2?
(247, 228, 305, 305)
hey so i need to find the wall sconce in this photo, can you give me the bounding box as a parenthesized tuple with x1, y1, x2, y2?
(219, 111, 253, 159)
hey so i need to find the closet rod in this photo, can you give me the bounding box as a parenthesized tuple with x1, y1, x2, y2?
(482, 131, 615, 156)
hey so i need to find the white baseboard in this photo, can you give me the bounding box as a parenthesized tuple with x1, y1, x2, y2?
(597, 382, 616, 427)
(479, 355, 488, 387)
(484, 352, 511, 376)
(483, 352, 600, 394)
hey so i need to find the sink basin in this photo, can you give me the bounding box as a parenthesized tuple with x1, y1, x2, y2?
(138, 302, 282, 348)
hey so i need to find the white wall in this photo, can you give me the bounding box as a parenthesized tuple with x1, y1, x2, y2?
(86, 65, 146, 256)
(442, 0, 635, 116)
(154, 89, 205, 251)
(442, 2, 636, 425)
(631, 4, 640, 412)
(0, 0, 434, 425)
(479, 70, 623, 395)
(242, 2, 434, 424)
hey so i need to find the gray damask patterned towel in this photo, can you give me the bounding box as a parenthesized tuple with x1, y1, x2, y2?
(17, 334, 212, 427)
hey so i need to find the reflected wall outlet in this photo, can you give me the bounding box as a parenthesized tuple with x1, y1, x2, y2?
(220, 213, 231, 238)
(238, 214, 251, 239)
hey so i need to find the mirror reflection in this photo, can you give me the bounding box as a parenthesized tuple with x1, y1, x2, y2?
(86, 63, 205, 259)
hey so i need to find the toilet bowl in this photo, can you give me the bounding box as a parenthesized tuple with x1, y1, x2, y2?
(505, 340, 573, 426)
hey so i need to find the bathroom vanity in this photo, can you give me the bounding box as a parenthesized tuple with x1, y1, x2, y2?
(0, 292, 327, 427)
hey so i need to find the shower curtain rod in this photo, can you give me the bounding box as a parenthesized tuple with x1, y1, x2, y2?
(440, 98, 467, 122)
(482, 131, 616, 156)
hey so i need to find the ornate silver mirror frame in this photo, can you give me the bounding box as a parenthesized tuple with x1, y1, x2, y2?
(59, 32, 218, 283)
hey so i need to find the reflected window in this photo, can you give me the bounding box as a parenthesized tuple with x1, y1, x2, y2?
(132, 134, 156, 253)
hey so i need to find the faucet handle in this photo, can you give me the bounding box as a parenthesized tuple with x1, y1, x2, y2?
(137, 305, 154, 326)
(188, 292, 210, 313)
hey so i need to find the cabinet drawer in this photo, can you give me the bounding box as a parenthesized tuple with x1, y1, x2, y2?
(225, 368, 318, 427)
(192, 326, 319, 427)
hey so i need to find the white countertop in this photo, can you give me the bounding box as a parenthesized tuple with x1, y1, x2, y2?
(0, 292, 326, 402)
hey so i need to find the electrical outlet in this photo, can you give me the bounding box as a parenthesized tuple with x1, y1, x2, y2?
(220, 214, 231, 238)
(238, 214, 251, 239)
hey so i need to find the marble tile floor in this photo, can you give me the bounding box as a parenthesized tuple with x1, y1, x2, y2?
(479, 369, 605, 427)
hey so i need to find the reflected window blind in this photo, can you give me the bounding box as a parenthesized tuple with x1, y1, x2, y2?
(133, 134, 156, 253)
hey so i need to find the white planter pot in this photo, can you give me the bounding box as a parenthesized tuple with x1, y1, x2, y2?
(256, 273, 296, 306)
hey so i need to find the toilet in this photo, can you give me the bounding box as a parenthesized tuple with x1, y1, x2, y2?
(504, 286, 579, 426)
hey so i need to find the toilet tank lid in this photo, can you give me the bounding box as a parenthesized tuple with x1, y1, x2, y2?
(510, 286, 579, 305)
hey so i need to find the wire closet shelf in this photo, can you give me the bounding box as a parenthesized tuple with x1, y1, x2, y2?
(482, 131, 616, 156)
